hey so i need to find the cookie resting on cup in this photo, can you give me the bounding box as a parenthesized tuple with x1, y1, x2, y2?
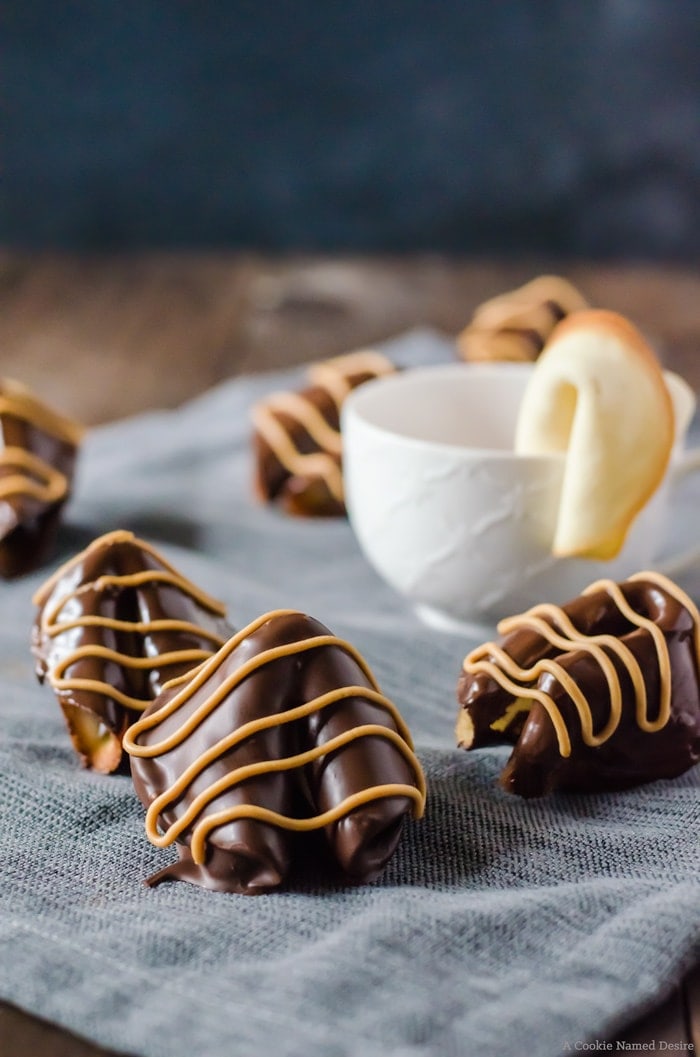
(32, 530, 233, 773)
(456, 571, 700, 797)
(514, 309, 675, 560)
(124, 609, 426, 894)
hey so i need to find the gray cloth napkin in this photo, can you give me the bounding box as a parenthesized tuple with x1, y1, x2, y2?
(1, 330, 698, 1057)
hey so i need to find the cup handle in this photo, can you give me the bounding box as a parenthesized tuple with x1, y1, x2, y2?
(655, 447, 700, 576)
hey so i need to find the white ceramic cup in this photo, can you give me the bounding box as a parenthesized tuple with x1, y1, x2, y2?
(342, 363, 700, 633)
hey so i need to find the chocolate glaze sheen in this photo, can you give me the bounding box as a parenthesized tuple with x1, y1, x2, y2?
(0, 386, 80, 578)
(252, 354, 396, 517)
(457, 575, 700, 796)
(129, 612, 317, 894)
(126, 610, 425, 894)
(300, 641, 416, 880)
(32, 531, 232, 772)
(254, 384, 342, 502)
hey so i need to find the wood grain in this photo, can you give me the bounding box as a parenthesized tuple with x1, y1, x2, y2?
(0, 252, 697, 1057)
(0, 1005, 125, 1057)
(687, 963, 700, 1048)
(0, 253, 698, 425)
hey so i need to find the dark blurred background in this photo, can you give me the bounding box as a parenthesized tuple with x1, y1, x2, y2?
(3, 0, 700, 259)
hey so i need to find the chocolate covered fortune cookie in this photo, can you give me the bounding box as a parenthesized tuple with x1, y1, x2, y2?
(457, 275, 588, 363)
(32, 530, 232, 773)
(0, 378, 84, 578)
(252, 349, 395, 516)
(124, 609, 426, 894)
(456, 572, 700, 797)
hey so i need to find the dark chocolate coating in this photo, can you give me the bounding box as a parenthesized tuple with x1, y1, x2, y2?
(253, 367, 392, 517)
(128, 611, 421, 893)
(0, 394, 79, 578)
(301, 641, 415, 881)
(130, 613, 325, 894)
(32, 532, 232, 772)
(457, 577, 700, 797)
(254, 384, 341, 505)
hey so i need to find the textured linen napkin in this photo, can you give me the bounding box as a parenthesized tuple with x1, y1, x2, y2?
(0, 330, 698, 1057)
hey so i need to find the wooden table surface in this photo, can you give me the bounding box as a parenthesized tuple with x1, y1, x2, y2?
(0, 252, 698, 1057)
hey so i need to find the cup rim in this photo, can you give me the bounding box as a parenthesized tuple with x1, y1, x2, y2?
(342, 361, 695, 460)
(342, 362, 560, 461)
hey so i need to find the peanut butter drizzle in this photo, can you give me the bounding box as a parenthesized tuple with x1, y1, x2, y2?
(251, 405, 345, 500)
(124, 608, 426, 865)
(0, 383, 86, 446)
(0, 382, 85, 503)
(0, 448, 68, 503)
(259, 393, 344, 455)
(462, 571, 700, 758)
(470, 276, 586, 330)
(307, 349, 395, 402)
(252, 349, 393, 500)
(36, 531, 228, 713)
(458, 277, 588, 363)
